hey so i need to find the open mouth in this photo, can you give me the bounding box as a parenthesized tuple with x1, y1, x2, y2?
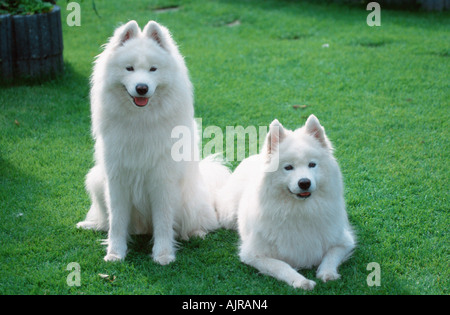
(124, 88, 150, 107)
(296, 192, 311, 199)
(133, 97, 149, 107)
(289, 188, 311, 199)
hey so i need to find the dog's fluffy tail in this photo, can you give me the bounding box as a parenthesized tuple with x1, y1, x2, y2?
(170, 155, 231, 240)
(209, 156, 240, 230)
(215, 180, 240, 230)
(199, 154, 233, 230)
(199, 154, 231, 208)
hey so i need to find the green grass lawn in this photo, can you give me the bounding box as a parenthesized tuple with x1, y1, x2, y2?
(0, 0, 448, 295)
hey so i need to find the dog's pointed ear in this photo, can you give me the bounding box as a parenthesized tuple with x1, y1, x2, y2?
(143, 21, 171, 51)
(266, 119, 286, 155)
(112, 20, 139, 47)
(262, 119, 286, 173)
(305, 115, 333, 150)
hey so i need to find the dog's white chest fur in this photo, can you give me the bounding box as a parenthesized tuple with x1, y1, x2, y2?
(241, 189, 346, 269)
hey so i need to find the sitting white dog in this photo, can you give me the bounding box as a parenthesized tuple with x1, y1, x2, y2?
(77, 20, 229, 264)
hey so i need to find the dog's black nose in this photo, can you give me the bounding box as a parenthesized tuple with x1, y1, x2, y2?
(298, 178, 311, 190)
(136, 84, 149, 95)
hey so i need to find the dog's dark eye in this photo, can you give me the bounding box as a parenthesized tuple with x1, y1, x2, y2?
(150, 67, 157, 72)
(126, 66, 134, 71)
(308, 162, 317, 168)
(284, 165, 294, 171)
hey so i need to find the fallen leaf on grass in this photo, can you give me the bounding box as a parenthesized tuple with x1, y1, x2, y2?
(153, 5, 180, 13)
(98, 274, 116, 282)
(226, 20, 241, 27)
(292, 105, 308, 109)
(14, 119, 20, 126)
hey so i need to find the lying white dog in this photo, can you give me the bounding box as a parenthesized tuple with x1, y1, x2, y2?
(217, 115, 355, 290)
(77, 20, 229, 264)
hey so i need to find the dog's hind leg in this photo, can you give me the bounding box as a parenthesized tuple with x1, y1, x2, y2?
(77, 166, 109, 231)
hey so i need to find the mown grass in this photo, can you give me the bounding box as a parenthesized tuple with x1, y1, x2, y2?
(0, 0, 448, 295)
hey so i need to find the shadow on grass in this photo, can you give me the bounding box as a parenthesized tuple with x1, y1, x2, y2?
(0, 61, 88, 89)
(0, 155, 40, 217)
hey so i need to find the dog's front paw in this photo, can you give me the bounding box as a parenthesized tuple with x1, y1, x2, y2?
(152, 247, 175, 265)
(317, 270, 341, 283)
(104, 253, 125, 262)
(76, 220, 97, 230)
(152, 253, 176, 265)
(152, 241, 176, 265)
(190, 229, 207, 239)
(292, 278, 316, 291)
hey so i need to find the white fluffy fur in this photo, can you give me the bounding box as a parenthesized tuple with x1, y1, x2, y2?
(77, 20, 230, 265)
(217, 115, 355, 290)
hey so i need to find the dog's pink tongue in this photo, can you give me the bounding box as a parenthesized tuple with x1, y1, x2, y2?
(134, 97, 149, 107)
